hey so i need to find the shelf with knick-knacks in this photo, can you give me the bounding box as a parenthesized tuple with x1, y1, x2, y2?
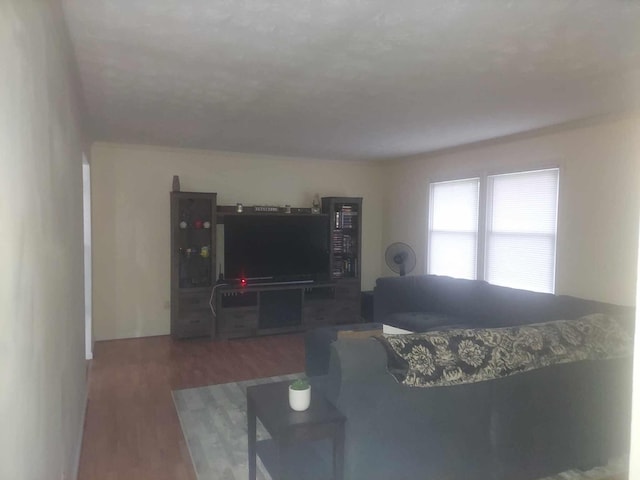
(170, 191, 217, 338)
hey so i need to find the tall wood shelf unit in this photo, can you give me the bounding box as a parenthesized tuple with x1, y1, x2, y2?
(170, 192, 217, 339)
(322, 196, 363, 323)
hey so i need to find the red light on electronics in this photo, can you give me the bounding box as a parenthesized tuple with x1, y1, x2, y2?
(240, 278, 247, 287)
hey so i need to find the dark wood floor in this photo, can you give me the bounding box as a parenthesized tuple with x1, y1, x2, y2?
(77, 333, 305, 480)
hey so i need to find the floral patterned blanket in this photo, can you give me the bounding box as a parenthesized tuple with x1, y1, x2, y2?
(377, 313, 633, 388)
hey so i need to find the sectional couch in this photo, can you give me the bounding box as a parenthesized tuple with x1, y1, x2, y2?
(306, 275, 635, 480)
(374, 274, 632, 331)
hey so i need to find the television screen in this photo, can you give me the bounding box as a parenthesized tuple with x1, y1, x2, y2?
(224, 215, 330, 282)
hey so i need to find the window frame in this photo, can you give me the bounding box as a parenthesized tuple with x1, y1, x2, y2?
(427, 176, 481, 280)
(426, 165, 560, 293)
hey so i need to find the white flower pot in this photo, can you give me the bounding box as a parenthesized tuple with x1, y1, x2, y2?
(288, 385, 311, 411)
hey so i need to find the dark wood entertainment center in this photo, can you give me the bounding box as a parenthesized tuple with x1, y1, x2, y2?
(170, 193, 362, 339)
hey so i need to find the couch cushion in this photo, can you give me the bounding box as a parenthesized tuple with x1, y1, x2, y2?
(474, 283, 558, 327)
(385, 311, 470, 332)
(374, 275, 488, 324)
(554, 294, 634, 321)
(490, 356, 632, 479)
(415, 275, 487, 320)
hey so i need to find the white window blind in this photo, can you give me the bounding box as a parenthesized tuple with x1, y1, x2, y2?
(485, 168, 559, 293)
(428, 178, 480, 280)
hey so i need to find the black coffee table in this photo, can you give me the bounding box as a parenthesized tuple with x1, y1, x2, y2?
(247, 380, 345, 480)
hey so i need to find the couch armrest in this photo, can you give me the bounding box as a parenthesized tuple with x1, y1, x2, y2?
(322, 337, 393, 404)
(373, 276, 428, 323)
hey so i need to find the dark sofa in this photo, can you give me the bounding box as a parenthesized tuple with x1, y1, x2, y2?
(374, 274, 632, 331)
(306, 275, 634, 480)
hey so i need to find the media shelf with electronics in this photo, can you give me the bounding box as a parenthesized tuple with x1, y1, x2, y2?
(213, 198, 363, 339)
(321, 196, 363, 325)
(170, 194, 363, 339)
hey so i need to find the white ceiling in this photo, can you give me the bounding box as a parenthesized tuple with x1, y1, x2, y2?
(62, 0, 640, 160)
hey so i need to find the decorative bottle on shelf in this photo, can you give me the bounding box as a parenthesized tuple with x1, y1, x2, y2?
(312, 194, 321, 214)
(172, 175, 180, 192)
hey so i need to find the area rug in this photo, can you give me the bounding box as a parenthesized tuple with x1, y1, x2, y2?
(173, 375, 627, 480)
(173, 373, 302, 480)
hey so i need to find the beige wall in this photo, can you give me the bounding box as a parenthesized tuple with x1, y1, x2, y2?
(631, 231, 640, 478)
(91, 143, 385, 340)
(92, 116, 640, 340)
(0, 1, 88, 479)
(380, 115, 640, 306)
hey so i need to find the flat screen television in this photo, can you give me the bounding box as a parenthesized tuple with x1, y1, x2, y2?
(224, 214, 330, 283)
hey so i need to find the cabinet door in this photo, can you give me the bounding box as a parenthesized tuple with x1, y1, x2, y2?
(333, 280, 361, 324)
(219, 307, 259, 338)
(303, 302, 337, 327)
(332, 301, 361, 325)
(175, 292, 212, 338)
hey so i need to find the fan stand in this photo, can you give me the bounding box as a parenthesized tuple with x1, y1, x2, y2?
(393, 252, 408, 276)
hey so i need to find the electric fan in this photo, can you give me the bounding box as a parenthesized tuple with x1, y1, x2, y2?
(385, 242, 416, 276)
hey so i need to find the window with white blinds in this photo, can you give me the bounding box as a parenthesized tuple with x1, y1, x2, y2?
(427, 178, 480, 280)
(427, 168, 559, 293)
(485, 169, 559, 293)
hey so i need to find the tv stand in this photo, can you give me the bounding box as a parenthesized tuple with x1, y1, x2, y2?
(232, 279, 315, 287)
(214, 280, 361, 339)
(259, 279, 314, 286)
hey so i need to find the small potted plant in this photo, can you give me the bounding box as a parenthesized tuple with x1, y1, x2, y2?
(289, 377, 311, 411)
